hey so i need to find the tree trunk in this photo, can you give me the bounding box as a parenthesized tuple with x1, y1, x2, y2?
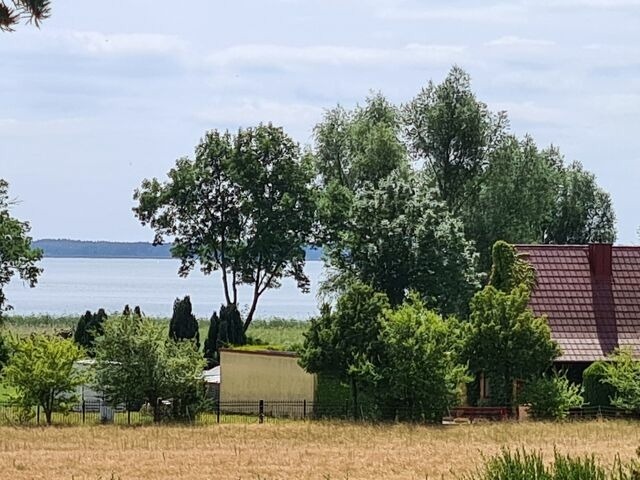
(44, 407, 52, 425)
(243, 280, 261, 332)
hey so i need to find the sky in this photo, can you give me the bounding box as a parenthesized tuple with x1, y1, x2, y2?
(1, 0, 639, 243)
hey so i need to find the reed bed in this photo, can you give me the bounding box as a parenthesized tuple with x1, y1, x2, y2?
(0, 420, 638, 479)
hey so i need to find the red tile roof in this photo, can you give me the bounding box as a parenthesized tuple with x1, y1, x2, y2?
(515, 245, 640, 363)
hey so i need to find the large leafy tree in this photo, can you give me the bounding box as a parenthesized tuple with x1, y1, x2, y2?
(314, 93, 407, 193)
(404, 66, 507, 214)
(0, 179, 43, 321)
(323, 169, 481, 315)
(0, 0, 50, 31)
(3, 334, 85, 425)
(544, 161, 616, 244)
(314, 93, 408, 248)
(134, 124, 316, 330)
(464, 136, 563, 269)
(94, 316, 205, 422)
(371, 295, 469, 421)
(463, 242, 559, 408)
(299, 281, 389, 416)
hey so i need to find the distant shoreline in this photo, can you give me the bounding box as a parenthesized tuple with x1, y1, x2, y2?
(33, 239, 323, 261)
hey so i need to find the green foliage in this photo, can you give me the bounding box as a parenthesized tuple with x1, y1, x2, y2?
(169, 296, 200, 349)
(404, 66, 506, 214)
(314, 374, 351, 405)
(545, 162, 617, 245)
(489, 241, 536, 293)
(0, 179, 43, 321)
(371, 295, 470, 421)
(203, 304, 246, 365)
(463, 137, 562, 269)
(521, 372, 584, 420)
(463, 284, 560, 408)
(314, 93, 407, 194)
(0, 0, 51, 32)
(73, 308, 108, 355)
(134, 124, 316, 330)
(0, 331, 9, 371)
(602, 348, 640, 411)
(321, 169, 481, 315)
(302, 286, 469, 421)
(94, 316, 206, 422)
(461, 449, 640, 480)
(583, 361, 616, 407)
(300, 282, 389, 414)
(2, 334, 85, 425)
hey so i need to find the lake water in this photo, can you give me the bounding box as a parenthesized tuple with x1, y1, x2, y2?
(5, 258, 325, 319)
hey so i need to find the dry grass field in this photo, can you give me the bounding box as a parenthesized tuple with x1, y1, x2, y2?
(0, 421, 639, 479)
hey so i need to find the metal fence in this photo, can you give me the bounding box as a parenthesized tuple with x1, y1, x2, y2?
(0, 401, 638, 426)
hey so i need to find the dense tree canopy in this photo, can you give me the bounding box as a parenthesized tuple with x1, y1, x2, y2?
(322, 169, 481, 314)
(0, 179, 43, 320)
(370, 295, 469, 421)
(134, 124, 316, 330)
(544, 161, 616, 245)
(0, 0, 50, 31)
(95, 316, 205, 422)
(404, 66, 507, 214)
(463, 242, 559, 408)
(3, 334, 85, 425)
(299, 281, 389, 415)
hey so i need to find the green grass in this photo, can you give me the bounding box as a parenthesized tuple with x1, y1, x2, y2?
(4, 314, 310, 351)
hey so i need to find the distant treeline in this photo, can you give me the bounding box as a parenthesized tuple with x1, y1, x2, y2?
(33, 239, 323, 261)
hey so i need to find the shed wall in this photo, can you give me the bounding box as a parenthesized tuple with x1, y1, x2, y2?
(220, 350, 316, 403)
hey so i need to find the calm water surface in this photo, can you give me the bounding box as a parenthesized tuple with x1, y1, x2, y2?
(6, 258, 324, 319)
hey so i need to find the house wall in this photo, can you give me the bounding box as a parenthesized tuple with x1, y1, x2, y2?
(219, 349, 316, 405)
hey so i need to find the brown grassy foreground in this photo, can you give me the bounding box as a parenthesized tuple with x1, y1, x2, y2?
(0, 421, 638, 479)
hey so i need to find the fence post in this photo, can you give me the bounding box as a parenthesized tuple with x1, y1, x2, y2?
(259, 400, 264, 424)
(127, 408, 131, 426)
(36, 405, 40, 425)
(216, 401, 220, 424)
(82, 400, 86, 425)
(303, 400, 307, 419)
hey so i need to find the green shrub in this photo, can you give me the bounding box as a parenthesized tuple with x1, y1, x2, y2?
(521, 372, 584, 419)
(583, 361, 615, 407)
(203, 304, 247, 366)
(73, 308, 108, 354)
(461, 449, 640, 480)
(169, 296, 200, 349)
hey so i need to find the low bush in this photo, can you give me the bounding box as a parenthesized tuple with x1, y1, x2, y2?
(521, 372, 583, 419)
(461, 449, 640, 480)
(583, 361, 616, 407)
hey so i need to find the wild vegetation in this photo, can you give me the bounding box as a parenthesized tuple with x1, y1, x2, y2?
(0, 421, 638, 479)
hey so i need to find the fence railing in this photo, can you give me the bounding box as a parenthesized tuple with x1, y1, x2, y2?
(0, 401, 637, 426)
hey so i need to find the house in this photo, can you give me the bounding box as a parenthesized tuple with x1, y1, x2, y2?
(515, 243, 640, 381)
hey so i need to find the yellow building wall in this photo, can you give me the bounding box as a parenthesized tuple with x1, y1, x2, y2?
(220, 350, 316, 404)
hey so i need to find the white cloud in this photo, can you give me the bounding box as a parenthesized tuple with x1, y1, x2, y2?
(206, 44, 467, 69)
(66, 31, 188, 56)
(485, 36, 556, 48)
(536, 0, 640, 8)
(376, 3, 526, 23)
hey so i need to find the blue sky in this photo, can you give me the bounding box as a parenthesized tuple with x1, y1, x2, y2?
(1, 0, 639, 242)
